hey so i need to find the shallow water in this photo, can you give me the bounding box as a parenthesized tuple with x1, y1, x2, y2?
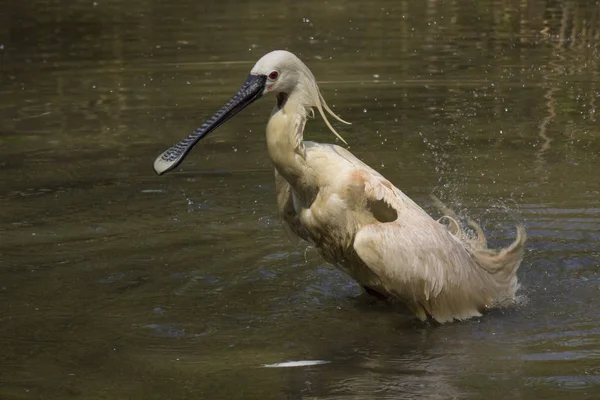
(1, 0, 600, 399)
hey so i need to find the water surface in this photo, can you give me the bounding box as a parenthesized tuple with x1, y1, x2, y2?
(1, 0, 600, 399)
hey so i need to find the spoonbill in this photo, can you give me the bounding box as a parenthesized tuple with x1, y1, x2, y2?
(153, 50, 526, 323)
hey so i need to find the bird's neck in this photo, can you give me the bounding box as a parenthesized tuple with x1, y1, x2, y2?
(265, 93, 309, 187)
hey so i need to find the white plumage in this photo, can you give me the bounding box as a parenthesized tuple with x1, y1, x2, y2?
(154, 50, 527, 323)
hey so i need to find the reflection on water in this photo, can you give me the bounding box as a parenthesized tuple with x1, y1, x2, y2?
(1, 0, 599, 398)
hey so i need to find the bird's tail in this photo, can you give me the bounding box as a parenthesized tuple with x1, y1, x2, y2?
(431, 196, 527, 305)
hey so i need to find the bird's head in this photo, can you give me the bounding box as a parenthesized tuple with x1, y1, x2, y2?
(153, 50, 349, 175)
(250, 50, 315, 98)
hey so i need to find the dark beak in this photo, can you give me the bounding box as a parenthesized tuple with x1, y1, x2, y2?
(153, 74, 267, 175)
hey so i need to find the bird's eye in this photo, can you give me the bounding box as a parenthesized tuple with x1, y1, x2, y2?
(268, 71, 279, 80)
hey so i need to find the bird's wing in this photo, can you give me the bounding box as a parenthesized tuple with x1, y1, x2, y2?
(351, 172, 473, 303)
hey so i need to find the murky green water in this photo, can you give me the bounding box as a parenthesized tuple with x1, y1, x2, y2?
(1, 0, 600, 398)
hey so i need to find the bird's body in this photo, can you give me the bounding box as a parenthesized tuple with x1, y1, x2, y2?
(154, 50, 526, 323)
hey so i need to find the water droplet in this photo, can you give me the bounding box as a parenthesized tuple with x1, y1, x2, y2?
(363, 108, 367, 113)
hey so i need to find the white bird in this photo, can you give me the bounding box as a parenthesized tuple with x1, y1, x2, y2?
(153, 50, 526, 323)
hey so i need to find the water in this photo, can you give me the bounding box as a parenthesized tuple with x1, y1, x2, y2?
(1, 0, 599, 398)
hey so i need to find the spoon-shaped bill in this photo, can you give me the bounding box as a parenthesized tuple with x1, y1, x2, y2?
(153, 74, 267, 175)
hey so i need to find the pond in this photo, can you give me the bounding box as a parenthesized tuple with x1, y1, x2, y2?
(1, 0, 599, 398)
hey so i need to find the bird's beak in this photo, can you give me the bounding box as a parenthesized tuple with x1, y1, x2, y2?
(153, 74, 267, 175)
